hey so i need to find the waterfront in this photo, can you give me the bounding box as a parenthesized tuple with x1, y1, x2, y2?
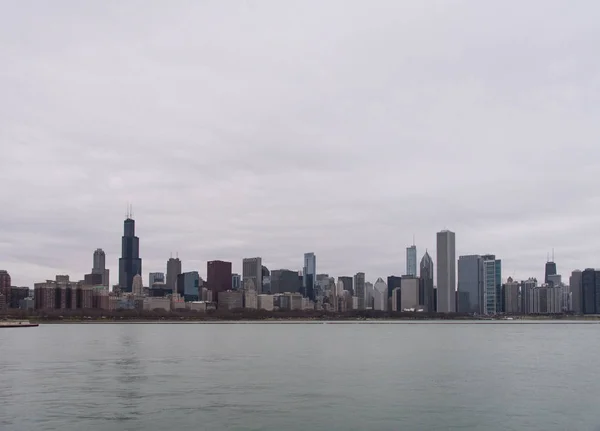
(1, 323, 599, 431)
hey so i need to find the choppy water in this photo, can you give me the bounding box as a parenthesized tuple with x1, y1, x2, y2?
(1, 322, 599, 431)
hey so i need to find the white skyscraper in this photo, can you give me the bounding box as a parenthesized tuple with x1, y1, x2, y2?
(437, 230, 456, 313)
(132, 274, 144, 296)
(373, 278, 387, 311)
(406, 245, 417, 276)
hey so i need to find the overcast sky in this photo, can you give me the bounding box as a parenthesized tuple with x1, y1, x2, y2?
(1, 1, 598, 287)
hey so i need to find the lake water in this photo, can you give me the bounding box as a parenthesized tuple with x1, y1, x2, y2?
(1, 322, 599, 431)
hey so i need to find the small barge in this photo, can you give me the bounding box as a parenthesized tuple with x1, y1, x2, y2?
(0, 320, 39, 328)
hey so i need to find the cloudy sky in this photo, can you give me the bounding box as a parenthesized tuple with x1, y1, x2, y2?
(1, 1, 598, 287)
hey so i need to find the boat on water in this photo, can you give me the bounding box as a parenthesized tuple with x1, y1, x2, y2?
(0, 320, 39, 328)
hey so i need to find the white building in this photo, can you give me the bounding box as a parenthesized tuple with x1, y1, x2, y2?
(132, 274, 144, 297)
(373, 278, 387, 311)
(401, 277, 420, 311)
(257, 294, 274, 311)
(143, 297, 171, 312)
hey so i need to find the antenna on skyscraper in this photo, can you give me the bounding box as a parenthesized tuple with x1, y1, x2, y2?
(547, 252, 550, 262)
(413, 234, 415, 246)
(552, 248, 555, 262)
(130, 204, 133, 219)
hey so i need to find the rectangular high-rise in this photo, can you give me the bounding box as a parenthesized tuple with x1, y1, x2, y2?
(436, 230, 456, 313)
(207, 260, 232, 301)
(303, 252, 316, 300)
(570, 270, 583, 314)
(406, 245, 417, 277)
(457, 255, 483, 314)
(243, 257, 263, 294)
(166, 257, 182, 291)
(271, 269, 302, 294)
(581, 269, 597, 314)
(338, 276, 354, 296)
(354, 272, 366, 310)
(482, 254, 501, 315)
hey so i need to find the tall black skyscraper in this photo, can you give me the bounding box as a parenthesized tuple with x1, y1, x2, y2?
(118, 213, 142, 293)
(419, 251, 434, 312)
(545, 261, 557, 285)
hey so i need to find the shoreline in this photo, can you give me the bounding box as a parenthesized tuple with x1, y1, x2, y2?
(24, 318, 600, 324)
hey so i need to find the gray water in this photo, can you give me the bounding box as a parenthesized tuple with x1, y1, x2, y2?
(1, 322, 599, 431)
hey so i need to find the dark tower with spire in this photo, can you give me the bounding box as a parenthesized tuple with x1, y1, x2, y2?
(119, 205, 142, 292)
(545, 250, 557, 285)
(420, 250, 435, 312)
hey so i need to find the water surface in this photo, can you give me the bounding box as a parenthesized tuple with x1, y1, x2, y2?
(1, 322, 598, 431)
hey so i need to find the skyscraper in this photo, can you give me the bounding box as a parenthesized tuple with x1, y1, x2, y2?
(545, 260, 557, 285)
(338, 276, 353, 296)
(207, 260, 232, 301)
(436, 230, 456, 313)
(570, 270, 583, 314)
(457, 255, 483, 314)
(419, 251, 434, 312)
(243, 257, 263, 294)
(132, 274, 144, 296)
(118, 215, 142, 293)
(406, 245, 417, 277)
(581, 268, 599, 315)
(303, 252, 316, 300)
(481, 254, 501, 315)
(354, 272, 366, 310)
(166, 257, 182, 291)
(92, 248, 109, 288)
(373, 278, 387, 311)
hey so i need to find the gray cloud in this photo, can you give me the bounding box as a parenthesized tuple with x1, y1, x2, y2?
(1, 0, 599, 287)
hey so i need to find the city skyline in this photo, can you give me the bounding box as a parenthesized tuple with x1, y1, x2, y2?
(2, 2, 599, 288)
(0, 212, 580, 289)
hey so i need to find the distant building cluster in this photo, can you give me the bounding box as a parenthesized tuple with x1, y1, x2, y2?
(1, 215, 598, 316)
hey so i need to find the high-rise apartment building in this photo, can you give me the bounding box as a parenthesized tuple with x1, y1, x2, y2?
(436, 230, 456, 313)
(354, 272, 366, 310)
(243, 257, 263, 295)
(166, 257, 182, 291)
(419, 251, 434, 312)
(0, 270, 12, 308)
(207, 260, 232, 301)
(118, 215, 142, 293)
(570, 270, 583, 314)
(303, 252, 316, 300)
(92, 248, 110, 288)
(406, 245, 417, 277)
(504, 277, 519, 314)
(482, 254, 501, 315)
(457, 255, 483, 314)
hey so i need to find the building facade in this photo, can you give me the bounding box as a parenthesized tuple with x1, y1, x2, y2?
(243, 257, 263, 295)
(149, 272, 165, 287)
(354, 272, 366, 310)
(482, 255, 501, 315)
(419, 251, 434, 312)
(166, 257, 182, 291)
(207, 260, 233, 301)
(457, 255, 483, 314)
(570, 270, 583, 314)
(406, 245, 417, 277)
(92, 248, 110, 288)
(436, 230, 456, 313)
(177, 271, 200, 301)
(271, 269, 302, 294)
(303, 252, 316, 300)
(338, 276, 354, 296)
(504, 278, 519, 314)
